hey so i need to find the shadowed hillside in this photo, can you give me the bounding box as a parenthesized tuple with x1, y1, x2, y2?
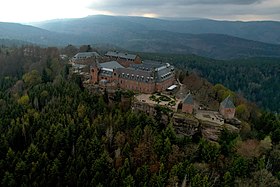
(1, 16, 280, 59)
(35, 15, 280, 45)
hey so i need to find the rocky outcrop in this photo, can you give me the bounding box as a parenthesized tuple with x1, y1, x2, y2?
(172, 113, 200, 137)
(172, 113, 240, 141)
(224, 123, 240, 134)
(225, 118, 242, 126)
(200, 121, 223, 141)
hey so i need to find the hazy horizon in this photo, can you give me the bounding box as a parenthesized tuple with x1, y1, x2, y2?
(2, 14, 280, 26)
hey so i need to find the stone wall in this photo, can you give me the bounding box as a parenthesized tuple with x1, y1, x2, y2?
(132, 101, 156, 116)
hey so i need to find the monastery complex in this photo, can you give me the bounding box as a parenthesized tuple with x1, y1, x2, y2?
(70, 51, 236, 121)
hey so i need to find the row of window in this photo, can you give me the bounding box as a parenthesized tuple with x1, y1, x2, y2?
(119, 73, 154, 82)
(100, 70, 112, 75)
(160, 72, 172, 79)
(74, 56, 92, 59)
(107, 56, 135, 61)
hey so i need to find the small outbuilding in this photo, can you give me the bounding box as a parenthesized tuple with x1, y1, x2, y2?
(219, 96, 235, 119)
(182, 93, 194, 114)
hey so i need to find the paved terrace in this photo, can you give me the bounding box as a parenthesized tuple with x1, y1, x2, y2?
(135, 93, 181, 111)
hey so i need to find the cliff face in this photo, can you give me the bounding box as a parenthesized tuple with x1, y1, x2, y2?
(200, 121, 223, 141)
(172, 113, 240, 141)
(173, 113, 200, 137)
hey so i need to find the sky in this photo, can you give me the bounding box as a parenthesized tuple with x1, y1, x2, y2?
(0, 0, 279, 23)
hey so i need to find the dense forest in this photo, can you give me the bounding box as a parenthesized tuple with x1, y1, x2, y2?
(139, 53, 280, 113)
(0, 45, 280, 186)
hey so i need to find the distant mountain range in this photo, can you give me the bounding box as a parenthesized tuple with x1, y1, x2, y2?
(35, 15, 280, 45)
(1, 15, 280, 59)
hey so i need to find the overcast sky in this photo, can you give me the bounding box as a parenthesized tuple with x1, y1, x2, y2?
(0, 0, 279, 23)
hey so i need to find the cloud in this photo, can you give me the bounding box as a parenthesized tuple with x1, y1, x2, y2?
(90, 0, 263, 8)
(182, 0, 263, 5)
(0, 0, 93, 23)
(88, 0, 280, 21)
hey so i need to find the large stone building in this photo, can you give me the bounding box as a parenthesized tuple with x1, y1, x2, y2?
(105, 51, 142, 67)
(91, 60, 175, 93)
(219, 96, 235, 119)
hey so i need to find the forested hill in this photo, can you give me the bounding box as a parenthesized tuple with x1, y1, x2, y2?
(0, 45, 280, 186)
(34, 15, 280, 45)
(32, 15, 280, 60)
(139, 52, 280, 113)
(0, 22, 87, 46)
(0, 39, 32, 47)
(119, 31, 280, 59)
